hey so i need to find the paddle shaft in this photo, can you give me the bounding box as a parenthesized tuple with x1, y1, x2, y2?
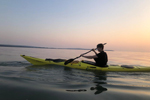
(73, 49, 93, 60)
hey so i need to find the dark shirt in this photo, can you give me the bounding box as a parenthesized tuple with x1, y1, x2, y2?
(94, 51, 108, 67)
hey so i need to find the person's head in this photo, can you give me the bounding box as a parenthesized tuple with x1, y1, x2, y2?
(97, 43, 104, 52)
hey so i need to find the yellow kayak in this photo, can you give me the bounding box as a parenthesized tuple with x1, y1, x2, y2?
(20, 55, 150, 72)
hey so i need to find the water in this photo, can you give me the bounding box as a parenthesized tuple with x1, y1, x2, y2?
(0, 47, 150, 100)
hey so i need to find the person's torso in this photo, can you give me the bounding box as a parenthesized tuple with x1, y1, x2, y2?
(94, 51, 108, 67)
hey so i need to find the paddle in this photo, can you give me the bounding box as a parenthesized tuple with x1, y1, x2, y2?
(64, 43, 107, 65)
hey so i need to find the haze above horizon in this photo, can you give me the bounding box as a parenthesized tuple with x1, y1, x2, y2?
(0, 0, 150, 52)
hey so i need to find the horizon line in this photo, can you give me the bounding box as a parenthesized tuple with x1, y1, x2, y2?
(0, 44, 114, 51)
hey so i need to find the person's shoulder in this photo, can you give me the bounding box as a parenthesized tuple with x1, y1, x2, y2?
(98, 51, 107, 55)
(96, 52, 101, 56)
(101, 51, 107, 55)
(101, 51, 106, 53)
(103, 51, 107, 53)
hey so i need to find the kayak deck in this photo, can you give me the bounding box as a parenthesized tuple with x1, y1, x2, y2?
(20, 55, 150, 72)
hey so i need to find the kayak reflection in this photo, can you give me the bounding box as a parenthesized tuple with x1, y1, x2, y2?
(65, 71, 108, 95)
(65, 85, 107, 95)
(66, 89, 87, 92)
(25, 65, 108, 95)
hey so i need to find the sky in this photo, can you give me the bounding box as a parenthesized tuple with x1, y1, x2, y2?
(0, 0, 150, 52)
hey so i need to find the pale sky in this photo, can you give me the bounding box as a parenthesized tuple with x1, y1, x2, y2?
(0, 0, 150, 51)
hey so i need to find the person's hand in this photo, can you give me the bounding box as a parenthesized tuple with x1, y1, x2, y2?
(91, 48, 96, 52)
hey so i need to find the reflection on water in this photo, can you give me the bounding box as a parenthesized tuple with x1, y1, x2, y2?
(66, 89, 87, 92)
(65, 86, 107, 95)
(0, 61, 150, 100)
(26, 65, 108, 95)
(65, 71, 108, 95)
(90, 85, 107, 95)
(91, 72, 108, 95)
(24, 64, 150, 97)
(63, 66, 108, 95)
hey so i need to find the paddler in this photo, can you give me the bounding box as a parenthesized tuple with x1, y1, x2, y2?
(80, 43, 108, 67)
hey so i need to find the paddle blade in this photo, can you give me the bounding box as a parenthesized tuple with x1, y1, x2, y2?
(64, 59, 74, 65)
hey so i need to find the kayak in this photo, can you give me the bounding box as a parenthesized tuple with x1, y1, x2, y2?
(20, 55, 150, 72)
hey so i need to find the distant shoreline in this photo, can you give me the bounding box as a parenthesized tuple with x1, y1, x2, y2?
(0, 44, 114, 51)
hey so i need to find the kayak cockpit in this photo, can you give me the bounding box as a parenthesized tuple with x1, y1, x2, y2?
(82, 60, 96, 65)
(82, 60, 109, 67)
(45, 58, 66, 62)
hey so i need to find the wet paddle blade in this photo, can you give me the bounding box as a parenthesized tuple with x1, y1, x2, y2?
(64, 59, 74, 65)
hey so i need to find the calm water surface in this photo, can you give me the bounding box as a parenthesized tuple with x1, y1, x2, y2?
(0, 47, 150, 100)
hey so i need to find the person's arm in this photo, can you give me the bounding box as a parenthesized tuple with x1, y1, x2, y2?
(92, 49, 97, 55)
(81, 55, 98, 59)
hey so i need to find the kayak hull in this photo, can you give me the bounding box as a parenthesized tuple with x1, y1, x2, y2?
(20, 55, 150, 72)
